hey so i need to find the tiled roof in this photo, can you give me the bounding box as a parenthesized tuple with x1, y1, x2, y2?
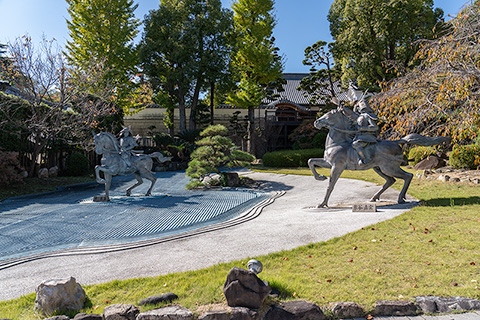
(262, 73, 348, 107)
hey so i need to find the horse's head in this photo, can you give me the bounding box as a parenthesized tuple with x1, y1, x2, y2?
(314, 109, 343, 130)
(93, 131, 120, 155)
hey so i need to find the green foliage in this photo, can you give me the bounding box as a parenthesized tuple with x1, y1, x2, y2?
(449, 144, 480, 170)
(153, 133, 174, 149)
(262, 149, 324, 167)
(328, 0, 444, 87)
(65, 0, 140, 112)
(65, 152, 90, 176)
(408, 146, 438, 166)
(186, 125, 255, 188)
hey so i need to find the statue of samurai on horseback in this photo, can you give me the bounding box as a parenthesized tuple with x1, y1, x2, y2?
(308, 86, 450, 208)
(93, 129, 172, 201)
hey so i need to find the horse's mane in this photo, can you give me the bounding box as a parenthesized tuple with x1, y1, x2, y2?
(99, 132, 121, 152)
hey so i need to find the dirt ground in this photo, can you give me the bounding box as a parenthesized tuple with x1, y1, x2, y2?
(413, 166, 480, 183)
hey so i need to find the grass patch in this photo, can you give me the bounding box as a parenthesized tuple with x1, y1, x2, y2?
(1, 168, 480, 319)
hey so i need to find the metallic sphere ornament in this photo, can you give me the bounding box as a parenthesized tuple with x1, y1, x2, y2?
(247, 259, 263, 274)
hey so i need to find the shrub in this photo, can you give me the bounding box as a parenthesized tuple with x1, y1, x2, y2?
(262, 149, 324, 167)
(186, 125, 255, 189)
(65, 152, 90, 176)
(0, 151, 24, 186)
(408, 146, 437, 165)
(449, 144, 480, 169)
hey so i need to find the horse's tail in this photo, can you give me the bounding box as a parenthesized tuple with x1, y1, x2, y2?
(149, 152, 172, 163)
(396, 133, 451, 147)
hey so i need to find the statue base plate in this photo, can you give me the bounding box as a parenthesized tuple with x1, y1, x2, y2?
(352, 203, 377, 212)
(93, 195, 109, 202)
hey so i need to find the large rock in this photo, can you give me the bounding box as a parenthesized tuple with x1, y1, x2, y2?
(34, 277, 86, 316)
(264, 301, 327, 320)
(198, 307, 258, 320)
(414, 155, 445, 171)
(330, 301, 364, 319)
(38, 167, 49, 179)
(102, 304, 139, 320)
(139, 293, 179, 306)
(136, 306, 194, 320)
(73, 313, 103, 320)
(415, 296, 480, 313)
(223, 267, 271, 309)
(374, 300, 418, 316)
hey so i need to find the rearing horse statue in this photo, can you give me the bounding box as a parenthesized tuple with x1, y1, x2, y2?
(93, 131, 172, 201)
(308, 103, 450, 208)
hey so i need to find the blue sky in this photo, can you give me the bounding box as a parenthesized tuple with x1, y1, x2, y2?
(0, 0, 468, 73)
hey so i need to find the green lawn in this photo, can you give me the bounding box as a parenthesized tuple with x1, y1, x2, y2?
(1, 168, 479, 319)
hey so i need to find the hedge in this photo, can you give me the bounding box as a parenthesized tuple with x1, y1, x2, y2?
(449, 144, 480, 170)
(262, 149, 324, 167)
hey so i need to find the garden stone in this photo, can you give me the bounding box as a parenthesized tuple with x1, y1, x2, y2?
(264, 300, 326, 320)
(223, 267, 271, 309)
(34, 277, 85, 317)
(38, 167, 49, 179)
(374, 300, 418, 316)
(49, 166, 59, 177)
(415, 296, 480, 313)
(136, 305, 193, 320)
(330, 301, 364, 319)
(223, 172, 240, 187)
(198, 307, 259, 320)
(102, 304, 139, 320)
(438, 174, 450, 182)
(73, 313, 103, 320)
(414, 155, 445, 171)
(44, 316, 70, 320)
(139, 293, 179, 306)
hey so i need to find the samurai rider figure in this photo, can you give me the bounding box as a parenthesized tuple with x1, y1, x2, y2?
(345, 98, 379, 166)
(118, 127, 138, 169)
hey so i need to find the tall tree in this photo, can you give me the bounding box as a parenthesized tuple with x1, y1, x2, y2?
(227, 0, 283, 155)
(372, 2, 480, 144)
(139, 0, 233, 134)
(65, 0, 140, 112)
(328, 0, 444, 88)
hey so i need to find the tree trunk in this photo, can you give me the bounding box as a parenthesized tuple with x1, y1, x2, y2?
(247, 106, 255, 155)
(178, 84, 187, 133)
(189, 76, 203, 131)
(210, 81, 215, 125)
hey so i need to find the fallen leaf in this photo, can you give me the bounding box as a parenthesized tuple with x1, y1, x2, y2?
(452, 282, 458, 286)
(326, 279, 332, 283)
(366, 315, 374, 320)
(470, 262, 476, 266)
(283, 257, 288, 261)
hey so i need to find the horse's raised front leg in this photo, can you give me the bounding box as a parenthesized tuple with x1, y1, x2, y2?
(126, 173, 143, 196)
(370, 167, 396, 202)
(308, 158, 331, 181)
(318, 165, 344, 208)
(95, 165, 106, 184)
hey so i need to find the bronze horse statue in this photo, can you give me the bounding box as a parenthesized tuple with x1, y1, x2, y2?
(308, 105, 450, 208)
(93, 131, 171, 201)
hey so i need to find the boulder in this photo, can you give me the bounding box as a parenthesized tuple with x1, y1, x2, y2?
(374, 300, 418, 316)
(330, 301, 364, 319)
(414, 156, 445, 171)
(198, 307, 258, 320)
(44, 316, 70, 320)
(136, 306, 194, 320)
(415, 296, 480, 314)
(34, 277, 86, 317)
(139, 293, 179, 306)
(49, 166, 59, 177)
(38, 167, 49, 179)
(264, 301, 327, 320)
(223, 267, 271, 309)
(223, 172, 240, 187)
(102, 304, 139, 320)
(73, 313, 103, 320)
